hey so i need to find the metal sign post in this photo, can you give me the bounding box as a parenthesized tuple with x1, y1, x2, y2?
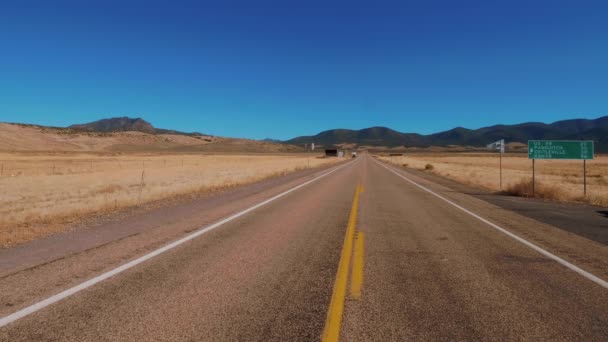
(487, 139, 505, 190)
(500, 145, 503, 190)
(528, 140, 594, 197)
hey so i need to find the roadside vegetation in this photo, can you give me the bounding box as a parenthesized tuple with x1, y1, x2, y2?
(379, 153, 608, 207)
(0, 153, 339, 247)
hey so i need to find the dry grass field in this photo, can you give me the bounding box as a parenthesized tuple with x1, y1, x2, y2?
(379, 153, 608, 207)
(0, 153, 340, 247)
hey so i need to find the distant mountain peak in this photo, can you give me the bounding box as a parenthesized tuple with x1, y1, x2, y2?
(69, 116, 155, 133)
(68, 116, 206, 137)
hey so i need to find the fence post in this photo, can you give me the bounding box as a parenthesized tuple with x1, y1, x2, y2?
(138, 169, 146, 204)
(532, 159, 535, 196)
(584, 160, 587, 196)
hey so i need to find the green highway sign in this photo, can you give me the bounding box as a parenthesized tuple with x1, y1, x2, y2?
(528, 140, 594, 160)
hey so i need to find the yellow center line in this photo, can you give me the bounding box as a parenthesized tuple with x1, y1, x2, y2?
(350, 231, 365, 300)
(322, 184, 363, 342)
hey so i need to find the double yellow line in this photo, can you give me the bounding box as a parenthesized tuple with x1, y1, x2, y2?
(322, 185, 365, 342)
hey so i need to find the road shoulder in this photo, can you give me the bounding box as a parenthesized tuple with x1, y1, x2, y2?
(373, 157, 608, 281)
(381, 159, 608, 245)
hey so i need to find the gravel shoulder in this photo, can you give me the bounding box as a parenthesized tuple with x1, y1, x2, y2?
(386, 161, 608, 245)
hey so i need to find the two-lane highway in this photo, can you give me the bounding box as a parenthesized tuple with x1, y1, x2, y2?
(1, 153, 607, 341)
(344, 156, 608, 341)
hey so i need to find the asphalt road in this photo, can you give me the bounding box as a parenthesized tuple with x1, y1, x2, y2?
(1, 153, 607, 341)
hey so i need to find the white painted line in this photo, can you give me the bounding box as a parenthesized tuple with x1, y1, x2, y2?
(0, 159, 357, 328)
(374, 158, 608, 289)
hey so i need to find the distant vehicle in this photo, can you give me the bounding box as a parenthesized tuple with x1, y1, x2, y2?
(352, 152, 357, 158)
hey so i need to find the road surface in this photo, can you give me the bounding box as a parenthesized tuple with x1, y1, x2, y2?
(1, 153, 607, 341)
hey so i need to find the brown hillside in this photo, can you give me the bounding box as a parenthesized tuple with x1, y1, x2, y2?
(0, 123, 301, 153)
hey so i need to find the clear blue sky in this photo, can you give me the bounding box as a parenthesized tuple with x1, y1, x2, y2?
(1, 0, 607, 140)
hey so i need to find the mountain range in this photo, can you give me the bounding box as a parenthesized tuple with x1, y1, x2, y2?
(27, 115, 608, 152)
(285, 116, 608, 152)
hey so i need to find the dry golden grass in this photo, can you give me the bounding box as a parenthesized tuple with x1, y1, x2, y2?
(0, 153, 340, 247)
(379, 153, 608, 206)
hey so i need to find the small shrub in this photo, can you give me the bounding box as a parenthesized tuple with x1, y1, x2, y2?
(425, 164, 434, 171)
(588, 193, 608, 207)
(505, 179, 562, 200)
(505, 179, 534, 197)
(96, 184, 123, 194)
(402, 163, 409, 167)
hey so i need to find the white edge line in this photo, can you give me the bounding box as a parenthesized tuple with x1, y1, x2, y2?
(0, 159, 358, 328)
(373, 158, 608, 289)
